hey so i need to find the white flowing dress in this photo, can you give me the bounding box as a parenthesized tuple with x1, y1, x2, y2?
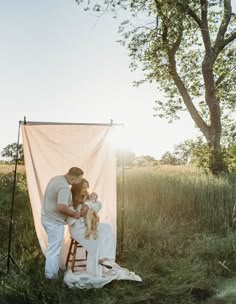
(64, 205, 142, 288)
(69, 220, 115, 277)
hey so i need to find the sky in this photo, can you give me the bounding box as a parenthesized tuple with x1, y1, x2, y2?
(0, 0, 235, 159)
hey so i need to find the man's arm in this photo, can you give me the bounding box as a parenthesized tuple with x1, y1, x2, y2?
(58, 204, 81, 219)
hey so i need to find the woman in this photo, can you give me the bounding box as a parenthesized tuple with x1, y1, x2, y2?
(64, 178, 141, 288)
(68, 178, 115, 277)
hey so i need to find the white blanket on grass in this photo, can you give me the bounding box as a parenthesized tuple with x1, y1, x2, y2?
(63, 220, 142, 288)
(64, 264, 142, 289)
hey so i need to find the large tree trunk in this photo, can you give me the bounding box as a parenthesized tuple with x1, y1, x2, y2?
(202, 59, 228, 174)
(198, 0, 229, 175)
(167, 50, 228, 175)
(207, 129, 228, 175)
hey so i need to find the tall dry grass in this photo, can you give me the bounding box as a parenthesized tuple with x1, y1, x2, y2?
(0, 165, 236, 303)
(117, 166, 236, 236)
(0, 163, 25, 174)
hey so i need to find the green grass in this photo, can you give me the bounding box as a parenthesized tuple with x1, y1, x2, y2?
(1, 165, 236, 303)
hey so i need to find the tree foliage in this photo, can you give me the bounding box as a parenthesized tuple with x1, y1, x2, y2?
(75, 0, 236, 175)
(160, 151, 181, 165)
(161, 137, 236, 172)
(1, 143, 24, 164)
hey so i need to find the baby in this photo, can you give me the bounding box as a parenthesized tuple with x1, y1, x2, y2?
(66, 192, 102, 240)
(82, 192, 102, 240)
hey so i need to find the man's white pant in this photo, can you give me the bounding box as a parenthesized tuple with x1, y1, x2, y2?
(42, 221, 65, 279)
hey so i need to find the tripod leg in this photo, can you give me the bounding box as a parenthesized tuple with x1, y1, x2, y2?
(0, 255, 8, 263)
(10, 254, 20, 270)
(0, 253, 20, 275)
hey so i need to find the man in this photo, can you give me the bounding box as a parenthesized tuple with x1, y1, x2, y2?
(41, 167, 84, 279)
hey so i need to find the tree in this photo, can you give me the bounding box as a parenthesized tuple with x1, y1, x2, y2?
(171, 137, 236, 172)
(227, 144, 236, 172)
(132, 155, 160, 166)
(75, 0, 236, 175)
(173, 137, 212, 169)
(173, 141, 193, 165)
(1, 143, 24, 164)
(160, 151, 180, 165)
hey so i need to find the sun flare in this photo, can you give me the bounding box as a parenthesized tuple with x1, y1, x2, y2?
(108, 126, 133, 151)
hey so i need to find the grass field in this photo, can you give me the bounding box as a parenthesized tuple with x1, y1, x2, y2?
(1, 164, 236, 303)
(0, 163, 25, 174)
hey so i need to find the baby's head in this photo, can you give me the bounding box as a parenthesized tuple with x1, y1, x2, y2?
(89, 192, 98, 202)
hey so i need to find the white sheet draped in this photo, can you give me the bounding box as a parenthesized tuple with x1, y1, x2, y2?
(64, 266, 142, 289)
(21, 123, 117, 266)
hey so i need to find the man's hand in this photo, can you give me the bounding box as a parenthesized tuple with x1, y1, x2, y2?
(81, 205, 89, 217)
(74, 211, 81, 219)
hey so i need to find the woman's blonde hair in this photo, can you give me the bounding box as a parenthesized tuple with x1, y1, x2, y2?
(71, 178, 89, 209)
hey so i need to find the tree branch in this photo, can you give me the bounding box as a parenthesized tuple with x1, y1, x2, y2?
(215, 65, 236, 87)
(215, 0, 232, 44)
(215, 73, 226, 88)
(167, 51, 210, 139)
(178, 1, 212, 55)
(200, 0, 208, 23)
(171, 26, 183, 55)
(200, 0, 212, 52)
(223, 31, 236, 46)
(176, 1, 202, 28)
(213, 0, 232, 58)
(212, 30, 236, 61)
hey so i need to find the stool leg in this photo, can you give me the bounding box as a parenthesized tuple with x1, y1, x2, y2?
(71, 240, 77, 272)
(65, 238, 74, 269)
(66, 238, 88, 272)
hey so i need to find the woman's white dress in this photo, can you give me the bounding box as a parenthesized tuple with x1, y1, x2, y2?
(63, 212, 142, 288)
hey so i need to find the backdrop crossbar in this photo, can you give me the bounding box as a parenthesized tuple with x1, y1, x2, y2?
(20, 120, 124, 126)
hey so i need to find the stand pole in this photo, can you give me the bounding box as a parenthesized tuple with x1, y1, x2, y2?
(120, 158, 125, 254)
(0, 120, 21, 274)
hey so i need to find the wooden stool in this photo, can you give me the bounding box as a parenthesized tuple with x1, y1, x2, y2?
(65, 237, 88, 272)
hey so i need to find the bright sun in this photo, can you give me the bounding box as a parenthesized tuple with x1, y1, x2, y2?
(108, 125, 133, 152)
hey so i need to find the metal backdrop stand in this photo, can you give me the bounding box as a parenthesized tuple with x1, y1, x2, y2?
(120, 155, 125, 253)
(118, 156, 131, 255)
(0, 117, 126, 274)
(0, 118, 25, 274)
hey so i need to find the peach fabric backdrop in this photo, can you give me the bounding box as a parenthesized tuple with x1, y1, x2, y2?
(21, 123, 117, 267)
